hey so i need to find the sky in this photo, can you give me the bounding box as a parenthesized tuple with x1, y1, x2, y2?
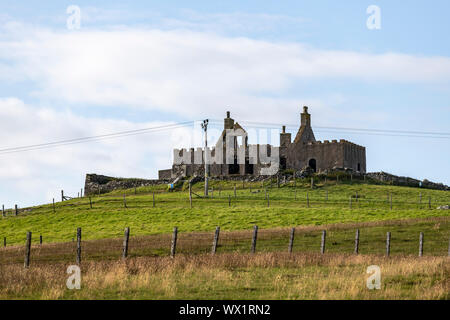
(0, 1, 449, 207)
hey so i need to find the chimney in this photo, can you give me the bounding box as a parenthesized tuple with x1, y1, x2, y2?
(224, 111, 234, 129)
(301, 106, 311, 127)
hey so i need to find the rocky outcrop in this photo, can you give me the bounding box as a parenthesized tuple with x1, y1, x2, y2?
(366, 172, 448, 190)
(84, 174, 170, 195)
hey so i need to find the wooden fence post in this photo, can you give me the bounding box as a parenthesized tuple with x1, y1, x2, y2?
(171, 227, 178, 258)
(89, 197, 92, 209)
(294, 189, 297, 200)
(61, 190, 64, 202)
(211, 187, 214, 199)
(428, 196, 431, 209)
(419, 232, 424, 257)
(320, 230, 326, 254)
(355, 229, 360, 254)
(24, 231, 31, 268)
(81, 188, 83, 197)
(123, 194, 127, 208)
(3, 237, 5, 247)
(234, 185, 237, 198)
(448, 234, 450, 257)
(267, 194, 270, 207)
(122, 227, 130, 259)
(277, 176, 280, 188)
(386, 232, 391, 257)
(311, 177, 314, 189)
(307, 192, 309, 208)
(264, 188, 267, 200)
(288, 227, 295, 253)
(153, 192, 155, 208)
(39, 235, 42, 245)
(326, 190, 328, 202)
(349, 196, 352, 209)
(228, 195, 231, 207)
(212, 226, 220, 255)
(76, 227, 82, 264)
(52, 198, 55, 213)
(419, 192, 422, 204)
(355, 191, 358, 202)
(2, 204, 4, 217)
(251, 225, 258, 253)
(15, 204, 18, 216)
(189, 183, 192, 209)
(390, 194, 393, 210)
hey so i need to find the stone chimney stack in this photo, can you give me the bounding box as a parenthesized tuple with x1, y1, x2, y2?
(301, 106, 311, 127)
(224, 111, 234, 129)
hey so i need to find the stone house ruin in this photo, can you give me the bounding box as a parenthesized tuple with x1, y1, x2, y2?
(158, 107, 366, 179)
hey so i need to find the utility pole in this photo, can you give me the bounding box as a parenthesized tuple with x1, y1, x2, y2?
(201, 119, 209, 197)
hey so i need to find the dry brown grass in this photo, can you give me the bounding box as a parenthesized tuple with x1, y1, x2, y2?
(0, 252, 448, 300)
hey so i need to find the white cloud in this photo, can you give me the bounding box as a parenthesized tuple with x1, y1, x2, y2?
(0, 23, 449, 124)
(0, 97, 202, 207)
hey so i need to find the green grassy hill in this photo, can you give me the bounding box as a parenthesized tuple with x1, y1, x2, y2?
(1, 178, 449, 246)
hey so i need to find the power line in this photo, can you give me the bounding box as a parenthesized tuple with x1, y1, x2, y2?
(0, 121, 197, 155)
(209, 119, 450, 139)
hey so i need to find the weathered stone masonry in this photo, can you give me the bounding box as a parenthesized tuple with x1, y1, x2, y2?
(158, 106, 366, 179)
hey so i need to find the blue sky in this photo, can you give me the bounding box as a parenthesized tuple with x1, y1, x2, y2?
(0, 1, 449, 207)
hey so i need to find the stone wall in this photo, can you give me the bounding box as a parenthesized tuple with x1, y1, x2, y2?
(366, 171, 448, 190)
(84, 174, 170, 195)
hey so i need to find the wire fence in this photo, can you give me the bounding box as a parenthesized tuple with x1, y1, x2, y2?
(1, 224, 449, 267)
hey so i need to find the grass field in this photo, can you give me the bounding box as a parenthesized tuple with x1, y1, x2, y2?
(0, 177, 449, 300)
(1, 252, 448, 299)
(1, 178, 449, 246)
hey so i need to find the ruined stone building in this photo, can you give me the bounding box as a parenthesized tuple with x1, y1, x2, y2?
(158, 107, 366, 179)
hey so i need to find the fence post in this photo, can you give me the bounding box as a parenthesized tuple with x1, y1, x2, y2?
(2, 204, 4, 217)
(211, 187, 214, 199)
(349, 196, 352, 209)
(277, 176, 280, 188)
(326, 190, 328, 202)
(171, 227, 178, 258)
(251, 225, 258, 253)
(288, 227, 295, 253)
(355, 229, 360, 254)
(24, 231, 31, 268)
(294, 189, 297, 200)
(311, 177, 314, 189)
(390, 194, 393, 210)
(355, 191, 358, 202)
(234, 185, 237, 198)
(189, 183, 192, 209)
(122, 227, 130, 259)
(448, 235, 450, 257)
(307, 192, 309, 208)
(89, 197, 92, 209)
(61, 190, 64, 202)
(15, 204, 18, 216)
(3, 237, 5, 247)
(228, 195, 231, 207)
(428, 196, 431, 209)
(81, 188, 83, 197)
(52, 198, 55, 213)
(419, 192, 422, 204)
(212, 226, 220, 255)
(267, 194, 270, 207)
(264, 188, 267, 200)
(39, 234, 42, 245)
(123, 194, 127, 208)
(153, 192, 155, 208)
(76, 227, 82, 264)
(419, 232, 424, 257)
(386, 232, 391, 257)
(320, 230, 326, 254)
